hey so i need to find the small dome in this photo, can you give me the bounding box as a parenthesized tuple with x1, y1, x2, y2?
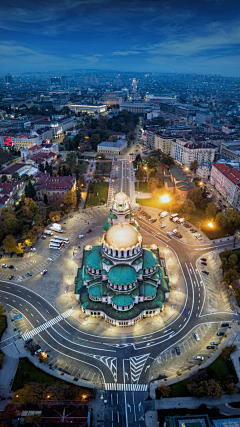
(104, 222, 140, 249)
(114, 191, 129, 202)
(108, 265, 137, 286)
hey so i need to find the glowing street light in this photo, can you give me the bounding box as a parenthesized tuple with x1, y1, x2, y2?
(161, 194, 170, 203)
(208, 222, 214, 228)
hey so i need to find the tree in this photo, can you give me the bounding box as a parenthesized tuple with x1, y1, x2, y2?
(43, 193, 48, 205)
(206, 379, 223, 398)
(66, 152, 77, 169)
(25, 181, 36, 199)
(148, 177, 159, 193)
(220, 345, 236, 360)
(135, 168, 146, 181)
(222, 268, 240, 287)
(95, 153, 106, 160)
(15, 243, 24, 255)
(0, 305, 5, 316)
(204, 201, 218, 220)
(190, 160, 198, 172)
(63, 190, 77, 210)
(62, 165, 67, 176)
(49, 211, 61, 222)
(1, 175, 7, 183)
(179, 199, 196, 219)
(13, 383, 45, 404)
(2, 235, 18, 253)
(156, 385, 170, 398)
(38, 163, 44, 172)
(66, 167, 72, 176)
(12, 172, 19, 180)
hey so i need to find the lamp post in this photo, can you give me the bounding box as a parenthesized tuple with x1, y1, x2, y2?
(197, 222, 201, 231)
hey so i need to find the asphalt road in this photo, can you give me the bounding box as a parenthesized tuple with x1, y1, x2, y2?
(0, 163, 239, 427)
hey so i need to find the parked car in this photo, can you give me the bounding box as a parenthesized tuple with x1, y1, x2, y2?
(41, 236, 47, 239)
(160, 224, 166, 229)
(221, 323, 229, 327)
(9, 275, 14, 280)
(175, 347, 180, 355)
(34, 348, 42, 355)
(206, 345, 215, 349)
(40, 269, 47, 275)
(48, 258, 53, 262)
(30, 248, 37, 252)
(195, 356, 204, 360)
(201, 258, 207, 261)
(167, 232, 172, 237)
(217, 332, 225, 336)
(193, 333, 200, 340)
(79, 235, 84, 239)
(86, 229, 92, 233)
(8, 265, 14, 269)
(201, 261, 207, 266)
(202, 270, 209, 275)
(210, 342, 219, 346)
(2, 264, 8, 269)
(27, 272, 32, 276)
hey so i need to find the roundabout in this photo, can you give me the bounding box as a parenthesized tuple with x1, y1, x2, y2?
(0, 163, 238, 427)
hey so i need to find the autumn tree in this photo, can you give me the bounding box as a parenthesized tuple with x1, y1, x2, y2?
(49, 211, 61, 222)
(204, 201, 218, 220)
(148, 177, 159, 193)
(190, 160, 198, 173)
(222, 269, 240, 287)
(156, 385, 171, 398)
(179, 199, 196, 219)
(63, 190, 77, 209)
(220, 345, 236, 361)
(2, 235, 18, 253)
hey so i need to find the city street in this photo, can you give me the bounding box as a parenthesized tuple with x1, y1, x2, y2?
(0, 166, 239, 427)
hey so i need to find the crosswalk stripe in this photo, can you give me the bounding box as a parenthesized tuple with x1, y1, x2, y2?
(104, 383, 148, 391)
(21, 309, 74, 341)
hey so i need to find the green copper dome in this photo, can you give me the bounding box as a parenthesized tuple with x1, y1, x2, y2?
(108, 212, 118, 219)
(143, 248, 158, 269)
(108, 265, 137, 286)
(86, 247, 102, 270)
(112, 294, 134, 307)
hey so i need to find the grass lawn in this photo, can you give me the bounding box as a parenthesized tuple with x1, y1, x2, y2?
(85, 182, 109, 208)
(0, 315, 7, 339)
(206, 356, 238, 383)
(169, 377, 191, 397)
(188, 208, 228, 240)
(135, 182, 149, 192)
(97, 161, 112, 175)
(136, 197, 160, 209)
(12, 357, 93, 393)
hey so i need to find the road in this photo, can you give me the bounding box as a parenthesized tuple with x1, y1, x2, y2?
(0, 161, 239, 426)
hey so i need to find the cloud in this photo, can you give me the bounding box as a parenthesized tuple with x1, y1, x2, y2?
(112, 50, 140, 56)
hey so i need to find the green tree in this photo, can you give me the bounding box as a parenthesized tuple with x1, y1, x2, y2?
(1, 175, 7, 183)
(148, 177, 159, 193)
(43, 193, 48, 205)
(95, 153, 106, 160)
(222, 269, 240, 287)
(66, 167, 72, 176)
(204, 201, 218, 219)
(179, 199, 196, 219)
(38, 163, 44, 172)
(25, 181, 36, 199)
(190, 160, 198, 172)
(12, 172, 19, 180)
(66, 152, 77, 169)
(135, 168, 146, 181)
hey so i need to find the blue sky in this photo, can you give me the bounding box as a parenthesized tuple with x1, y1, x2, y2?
(1, 0, 240, 76)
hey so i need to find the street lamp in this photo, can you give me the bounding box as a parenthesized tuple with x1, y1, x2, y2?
(160, 194, 170, 203)
(197, 222, 201, 230)
(208, 222, 214, 228)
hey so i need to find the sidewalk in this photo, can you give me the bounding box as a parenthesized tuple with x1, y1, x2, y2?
(155, 394, 240, 410)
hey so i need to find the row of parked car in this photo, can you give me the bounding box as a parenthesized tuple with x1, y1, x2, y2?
(138, 210, 157, 223)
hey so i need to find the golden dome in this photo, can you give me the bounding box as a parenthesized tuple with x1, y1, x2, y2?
(114, 191, 129, 203)
(105, 222, 140, 249)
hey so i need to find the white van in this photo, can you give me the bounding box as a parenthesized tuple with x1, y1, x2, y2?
(170, 213, 178, 220)
(160, 211, 168, 218)
(172, 217, 179, 223)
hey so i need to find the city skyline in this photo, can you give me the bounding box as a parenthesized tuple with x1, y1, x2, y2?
(1, 0, 240, 76)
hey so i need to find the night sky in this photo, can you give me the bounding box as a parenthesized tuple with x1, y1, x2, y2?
(1, 0, 240, 75)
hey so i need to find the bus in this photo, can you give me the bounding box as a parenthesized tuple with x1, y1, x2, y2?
(50, 239, 63, 245)
(170, 213, 178, 221)
(53, 236, 69, 244)
(49, 243, 61, 250)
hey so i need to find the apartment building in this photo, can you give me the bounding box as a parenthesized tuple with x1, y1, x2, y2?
(210, 163, 240, 206)
(97, 139, 127, 155)
(170, 139, 216, 167)
(35, 172, 76, 199)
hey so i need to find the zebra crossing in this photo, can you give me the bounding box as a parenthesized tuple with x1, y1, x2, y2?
(129, 354, 150, 383)
(21, 308, 73, 341)
(105, 383, 148, 391)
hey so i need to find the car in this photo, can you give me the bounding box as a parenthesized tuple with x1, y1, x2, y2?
(202, 270, 209, 275)
(201, 258, 207, 261)
(47, 258, 53, 262)
(27, 272, 32, 276)
(86, 229, 92, 233)
(160, 224, 166, 229)
(2, 264, 8, 269)
(201, 261, 207, 266)
(176, 234, 182, 238)
(175, 347, 180, 355)
(193, 333, 200, 340)
(41, 236, 47, 239)
(30, 248, 37, 252)
(40, 269, 47, 275)
(25, 338, 33, 345)
(34, 348, 43, 355)
(191, 229, 197, 233)
(79, 235, 84, 239)
(217, 332, 225, 336)
(8, 265, 14, 269)
(167, 232, 172, 237)
(206, 345, 215, 349)
(9, 275, 14, 280)
(151, 219, 157, 223)
(210, 342, 219, 346)
(221, 323, 229, 327)
(195, 356, 204, 360)
(32, 345, 40, 353)
(138, 216, 142, 220)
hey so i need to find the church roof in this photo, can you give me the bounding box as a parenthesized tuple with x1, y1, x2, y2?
(85, 246, 102, 270)
(143, 248, 158, 269)
(102, 220, 112, 232)
(108, 265, 137, 286)
(108, 212, 118, 219)
(139, 282, 157, 297)
(112, 294, 134, 307)
(105, 222, 140, 250)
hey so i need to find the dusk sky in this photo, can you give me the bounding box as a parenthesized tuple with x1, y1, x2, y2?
(1, 0, 240, 76)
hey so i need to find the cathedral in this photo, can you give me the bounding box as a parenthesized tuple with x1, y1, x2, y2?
(74, 192, 170, 327)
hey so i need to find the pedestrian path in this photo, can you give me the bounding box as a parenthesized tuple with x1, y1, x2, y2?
(21, 309, 73, 341)
(105, 383, 148, 391)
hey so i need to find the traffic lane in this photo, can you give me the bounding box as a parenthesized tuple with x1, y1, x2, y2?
(104, 391, 147, 427)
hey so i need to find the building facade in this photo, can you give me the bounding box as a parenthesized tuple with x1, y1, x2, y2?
(210, 163, 240, 206)
(170, 138, 216, 167)
(74, 192, 170, 326)
(97, 139, 127, 155)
